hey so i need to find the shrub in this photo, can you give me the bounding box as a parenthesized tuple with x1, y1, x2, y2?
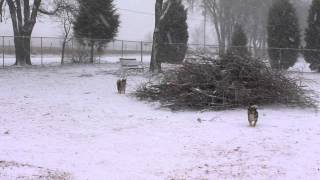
(305, 0, 320, 71)
(228, 24, 249, 57)
(267, 0, 301, 70)
(157, 0, 188, 64)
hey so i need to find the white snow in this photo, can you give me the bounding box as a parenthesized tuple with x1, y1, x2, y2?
(0, 62, 320, 180)
(289, 57, 312, 73)
(0, 54, 151, 66)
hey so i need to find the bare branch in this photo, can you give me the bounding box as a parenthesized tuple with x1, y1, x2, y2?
(0, 0, 4, 22)
(16, 0, 23, 29)
(24, 0, 30, 22)
(6, 0, 19, 34)
(38, 0, 74, 16)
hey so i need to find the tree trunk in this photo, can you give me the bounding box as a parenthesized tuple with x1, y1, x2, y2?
(24, 36, 31, 65)
(150, 0, 164, 73)
(14, 36, 25, 66)
(14, 35, 32, 66)
(90, 41, 94, 63)
(5, 0, 45, 66)
(61, 40, 66, 65)
(150, 44, 156, 72)
(150, 32, 162, 72)
(219, 33, 226, 55)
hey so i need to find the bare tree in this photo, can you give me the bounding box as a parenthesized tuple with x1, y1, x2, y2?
(150, 0, 164, 73)
(0, 0, 66, 66)
(186, 0, 271, 55)
(190, 0, 312, 53)
(0, 0, 4, 22)
(56, 0, 77, 64)
(233, 0, 272, 56)
(202, 0, 233, 54)
(60, 11, 72, 65)
(202, 0, 266, 54)
(150, 0, 174, 73)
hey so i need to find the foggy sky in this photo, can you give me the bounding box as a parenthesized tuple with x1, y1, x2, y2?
(0, 0, 312, 44)
(0, 0, 209, 43)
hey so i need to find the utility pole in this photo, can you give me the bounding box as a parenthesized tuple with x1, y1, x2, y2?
(203, 8, 207, 50)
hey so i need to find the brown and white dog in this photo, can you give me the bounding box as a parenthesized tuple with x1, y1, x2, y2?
(117, 78, 127, 94)
(248, 105, 258, 127)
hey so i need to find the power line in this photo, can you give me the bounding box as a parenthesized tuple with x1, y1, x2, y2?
(118, 8, 154, 16)
(48, 7, 206, 23)
(118, 7, 206, 21)
(204, 8, 206, 47)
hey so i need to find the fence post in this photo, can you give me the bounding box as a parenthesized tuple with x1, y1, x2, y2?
(71, 38, 74, 60)
(279, 48, 282, 70)
(98, 43, 101, 64)
(2, 36, 4, 68)
(121, 40, 124, 57)
(41, 37, 43, 66)
(222, 91, 225, 105)
(140, 41, 143, 63)
(30, 37, 32, 56)
(8, 40, 11, 55)
(234, 89, 238, 104)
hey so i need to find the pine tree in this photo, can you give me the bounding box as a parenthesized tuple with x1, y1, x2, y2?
(228, 24, 249, 56)
(73, 0, 120, 63)
(157, 0, 188, 64)
(267, 0, 300, 70)
(305, 0, 320, 71)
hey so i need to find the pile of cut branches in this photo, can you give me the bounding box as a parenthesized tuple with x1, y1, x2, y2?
(135, 54, 314, 110)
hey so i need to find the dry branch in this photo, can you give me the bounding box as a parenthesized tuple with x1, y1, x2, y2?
(135, 54, 315, 110)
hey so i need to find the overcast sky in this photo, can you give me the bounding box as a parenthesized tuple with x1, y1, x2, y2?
(0, 0, 212, 43)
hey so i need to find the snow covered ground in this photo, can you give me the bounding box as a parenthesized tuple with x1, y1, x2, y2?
(0, 62, 320, 180)
(289, 57, 313, 73)
(0, 54, 151, 66)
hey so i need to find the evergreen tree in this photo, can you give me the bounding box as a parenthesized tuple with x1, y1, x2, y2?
(229, 24, 249, 56)
(305, 0, 320, 71)
(157, 0, 188, 64)
(73, 0, 120, 63)
(267, 0, 300, 70)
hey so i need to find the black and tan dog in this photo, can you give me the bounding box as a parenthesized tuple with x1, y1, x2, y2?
(117, 78, 127, 94)
(248, 105, 258, 127)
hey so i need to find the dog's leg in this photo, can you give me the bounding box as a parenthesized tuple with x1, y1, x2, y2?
(117, 80, 121, 94)
(120, 83, 124, 94)
(253, 112, 258, 127)
(122, 79, 126, 94)
(248, 113, 254, 127)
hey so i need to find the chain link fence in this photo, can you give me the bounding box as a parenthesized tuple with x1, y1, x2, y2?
(0, 36, 153, 67)
(0, 36, 319, 73)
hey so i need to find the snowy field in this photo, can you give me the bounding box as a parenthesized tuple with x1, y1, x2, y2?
(0, 62, 320, 180)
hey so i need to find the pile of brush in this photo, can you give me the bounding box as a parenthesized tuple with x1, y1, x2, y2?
(135, 54, 314, 110)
